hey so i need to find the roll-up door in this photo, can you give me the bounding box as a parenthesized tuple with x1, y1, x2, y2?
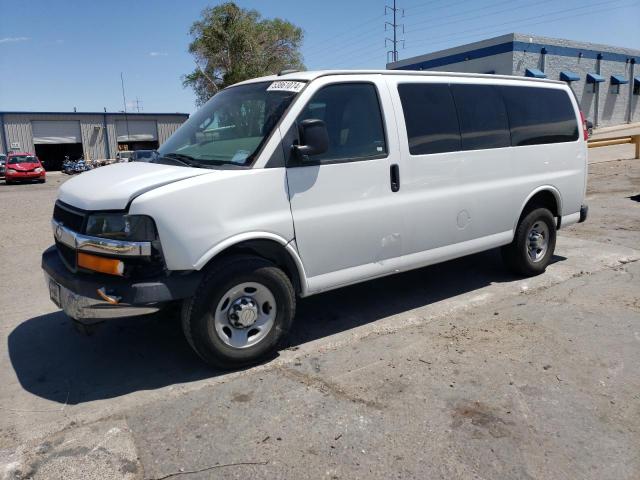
(32, 121, 82, 144)
(116, 120, 158, 142)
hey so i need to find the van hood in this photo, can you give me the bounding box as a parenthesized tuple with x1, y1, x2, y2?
(58, 162, 212, 211)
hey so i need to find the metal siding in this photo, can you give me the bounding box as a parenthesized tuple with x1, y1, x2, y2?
(156, 117, 185, 146)
(3, 115, 34, 153)
(105, 116, 119, 157)
(79, 116, 106, 161)
(0, 114, 6, 153)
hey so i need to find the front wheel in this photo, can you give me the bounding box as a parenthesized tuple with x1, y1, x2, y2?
(181, 256, 295, 369)
(502, 207, 557, 276)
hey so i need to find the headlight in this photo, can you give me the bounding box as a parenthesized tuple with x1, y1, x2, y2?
(7, 169, 16, 174)
(85, 214, 157, 241)
(35, 167, 43, 173)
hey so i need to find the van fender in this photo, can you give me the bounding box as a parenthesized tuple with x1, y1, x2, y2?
(193, 231, 309, 295)
(513, 185, 563, 232)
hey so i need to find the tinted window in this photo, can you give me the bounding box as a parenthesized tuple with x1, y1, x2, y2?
(450, 84, 511, 150)
(296, 83, 387, 162)
(499, 86, 579, 146)
(397, 83, 461, 155)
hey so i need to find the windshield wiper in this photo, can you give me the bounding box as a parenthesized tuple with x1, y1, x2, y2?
(155, 153, 206, 168)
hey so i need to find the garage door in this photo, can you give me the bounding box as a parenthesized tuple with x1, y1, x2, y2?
(116, 120, 158, 142)
(32, 121, 82, 144)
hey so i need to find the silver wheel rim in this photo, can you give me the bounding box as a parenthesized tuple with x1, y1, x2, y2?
(526, 221, 550, 263)
(212, 282, 277, 349)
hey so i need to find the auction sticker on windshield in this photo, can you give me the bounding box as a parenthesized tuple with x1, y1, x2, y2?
(267, 81, 305, 93)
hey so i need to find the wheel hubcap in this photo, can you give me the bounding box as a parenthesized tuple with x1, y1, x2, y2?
(228, 297, 259, 328)
(213, 282, 276, 349)
(527, 221, 549, 263)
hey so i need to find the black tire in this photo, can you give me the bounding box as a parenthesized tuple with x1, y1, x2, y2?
(502, 207, 557, 276)
(181, 255, 295, 369)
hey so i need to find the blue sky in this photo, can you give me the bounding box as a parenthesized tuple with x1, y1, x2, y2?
(1, 0, 638, 114)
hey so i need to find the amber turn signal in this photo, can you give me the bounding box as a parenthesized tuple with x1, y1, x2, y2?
(77, 252, 124, 276)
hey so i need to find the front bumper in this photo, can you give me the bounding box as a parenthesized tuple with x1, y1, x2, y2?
(6, 171, 45, 180)
(42, 246, 202, 324)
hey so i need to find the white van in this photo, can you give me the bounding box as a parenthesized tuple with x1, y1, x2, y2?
(43, 70, 589, 367)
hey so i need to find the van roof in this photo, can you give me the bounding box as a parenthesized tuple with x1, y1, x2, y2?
(233, 69, 565, 87)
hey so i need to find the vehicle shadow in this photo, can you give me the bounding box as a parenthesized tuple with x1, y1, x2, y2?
(8, 249, 566, 404)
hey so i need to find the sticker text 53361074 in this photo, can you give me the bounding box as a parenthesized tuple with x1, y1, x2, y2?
(266, 81, 306, 93)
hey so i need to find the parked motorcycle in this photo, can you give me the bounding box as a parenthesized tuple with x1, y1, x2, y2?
(62, 156, 75, 175)
(74, 160, 87, 173)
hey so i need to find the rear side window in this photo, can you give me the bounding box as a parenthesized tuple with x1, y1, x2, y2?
(397, 83, 461, 155)
(450, 84, 511, 151)
(296, 83, 387, 162)
(499, 86, 579, 146)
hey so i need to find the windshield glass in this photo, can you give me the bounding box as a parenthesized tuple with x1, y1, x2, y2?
(158, 81, 303, 167)
(9, 155, 37, 164)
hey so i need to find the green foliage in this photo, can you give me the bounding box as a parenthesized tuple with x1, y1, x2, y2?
(183, 2, 305, 105)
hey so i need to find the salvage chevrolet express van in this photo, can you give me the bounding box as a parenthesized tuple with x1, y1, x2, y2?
(42, 70, 588, 367)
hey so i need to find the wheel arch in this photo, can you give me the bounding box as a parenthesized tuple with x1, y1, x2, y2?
(194, 233, 308, 296)
(514, 186, 562, 232)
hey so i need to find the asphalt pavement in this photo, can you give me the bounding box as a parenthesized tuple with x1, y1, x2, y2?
(0, 152, 638, 479)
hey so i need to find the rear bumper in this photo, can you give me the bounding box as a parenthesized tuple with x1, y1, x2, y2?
(579, 204, 589, 223)
(42, 246, 202, 324)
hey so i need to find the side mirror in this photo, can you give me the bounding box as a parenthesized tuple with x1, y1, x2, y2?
(294, 119, 329, 158)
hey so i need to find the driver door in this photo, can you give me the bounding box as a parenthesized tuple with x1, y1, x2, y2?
(284, 78, 405, 294)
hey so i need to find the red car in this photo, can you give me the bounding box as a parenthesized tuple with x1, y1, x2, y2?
(5, 152, 46, 184)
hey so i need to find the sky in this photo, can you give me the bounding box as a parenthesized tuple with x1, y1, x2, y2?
(1, 0, 638, 114)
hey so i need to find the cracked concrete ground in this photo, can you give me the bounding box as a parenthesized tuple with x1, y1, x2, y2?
(1, 149, 638, 479)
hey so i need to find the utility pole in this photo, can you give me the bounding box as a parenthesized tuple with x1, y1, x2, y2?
(120, 72, 131, 149)
(385, 0, 404, 64)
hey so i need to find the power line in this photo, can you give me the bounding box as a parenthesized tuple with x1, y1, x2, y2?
(328, 0, 637, 68)
(305, 24, 384, 61)
(303, 13, 384, 57)
(404, 0, 527, 30)
(403, 0, 448, 11)
(404, 0, 557, 34)
(401, 0, 639, 58)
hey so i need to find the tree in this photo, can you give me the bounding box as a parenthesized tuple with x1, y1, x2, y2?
(183, 2, 305, 105)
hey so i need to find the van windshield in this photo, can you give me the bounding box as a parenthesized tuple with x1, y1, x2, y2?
(157, 81, 303, 167)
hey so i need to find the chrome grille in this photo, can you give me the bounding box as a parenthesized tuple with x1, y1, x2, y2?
(53, 201, 86, 233)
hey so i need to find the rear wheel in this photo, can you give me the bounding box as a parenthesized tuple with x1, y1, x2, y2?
(502, 207, 556, 276)
(181, 256, 295, 369)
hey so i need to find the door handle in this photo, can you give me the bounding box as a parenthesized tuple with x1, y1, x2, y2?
(390, 164, 400, 192)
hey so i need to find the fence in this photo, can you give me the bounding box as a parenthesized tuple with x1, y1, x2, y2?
(588, 135, 640, 159)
